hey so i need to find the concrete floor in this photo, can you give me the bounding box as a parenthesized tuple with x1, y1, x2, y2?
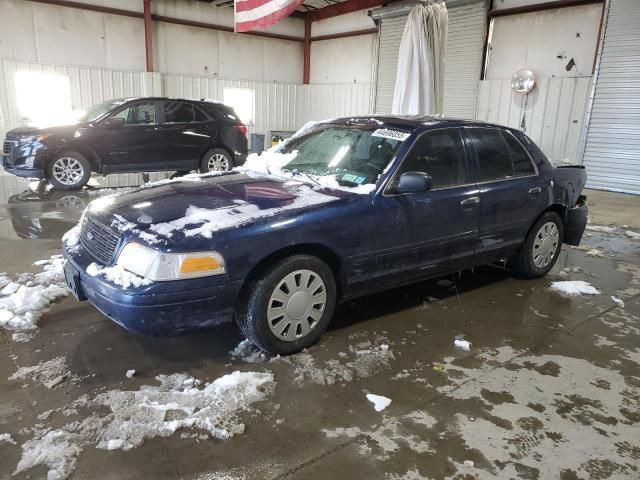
(0, 173, 639, 480)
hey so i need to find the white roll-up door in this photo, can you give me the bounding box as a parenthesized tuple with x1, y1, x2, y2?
(582, 0, 640, 194)
(374, 16, 407, 115)
(374, 0, 487, 118)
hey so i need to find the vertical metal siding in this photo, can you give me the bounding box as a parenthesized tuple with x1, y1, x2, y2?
(374, 0, 487, 117)
(582, 0, 640, 194)
(476, 76, 592, 164)
(442, 1, 487, 118)
(374, 16, 407, 114)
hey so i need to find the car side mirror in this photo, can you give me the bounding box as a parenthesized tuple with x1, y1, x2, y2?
(396, 171, 433, 194)
(101, 117, 125, 129)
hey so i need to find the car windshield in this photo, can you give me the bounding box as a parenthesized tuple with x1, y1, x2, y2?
(77, 99, 127, 123)
(279, 126, 406, 187)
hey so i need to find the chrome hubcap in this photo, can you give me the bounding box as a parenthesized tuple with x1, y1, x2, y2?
(533, 221, 560, 268)
(207, 153, 230, 172)
(52, 157, 84, 185)
(267, 269, 326, 342)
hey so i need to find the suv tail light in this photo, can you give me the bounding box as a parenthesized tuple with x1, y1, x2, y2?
(236, 124, 248, 135)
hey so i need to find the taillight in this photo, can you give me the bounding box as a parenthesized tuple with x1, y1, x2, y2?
(236, 124, 247, 135)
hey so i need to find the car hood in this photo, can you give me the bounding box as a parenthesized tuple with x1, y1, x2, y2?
(88, 172, 356, 241)
(7, 123, 87, 137)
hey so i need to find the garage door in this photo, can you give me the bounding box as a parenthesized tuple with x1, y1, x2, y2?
(582, 0, 640, 194)
(373, 0, 487, 118)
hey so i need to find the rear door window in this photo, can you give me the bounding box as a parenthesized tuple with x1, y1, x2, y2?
(503, 132, 536, 176)
(163, 101, 195, 123)
(470, 128, 536, 182)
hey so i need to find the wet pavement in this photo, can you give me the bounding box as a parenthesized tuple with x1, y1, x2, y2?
(0, 171, 639, 480)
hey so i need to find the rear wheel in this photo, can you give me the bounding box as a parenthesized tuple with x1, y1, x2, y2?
(511, 211, 563, 278)
(236, 255, 337, 355)
(47, 152, 91, 190)
(199, 148, 233, 173)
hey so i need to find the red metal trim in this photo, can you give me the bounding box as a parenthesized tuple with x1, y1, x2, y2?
(307, 0, 388, 22)
(311, 27, 377, 42)
(592, 1, 606, 74)
(143, 0, 154, 72)
(303, 17, 312, 84)
(488, 0, 604, 18)
(26, 0, 143, 18)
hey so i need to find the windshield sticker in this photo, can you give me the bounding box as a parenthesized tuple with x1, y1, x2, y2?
(371, 128, 410, 141)
(341, 173, 366, 185)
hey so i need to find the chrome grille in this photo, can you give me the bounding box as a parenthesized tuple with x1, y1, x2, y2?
(2, 141, 12, 155)
(80, 217, 120, 265)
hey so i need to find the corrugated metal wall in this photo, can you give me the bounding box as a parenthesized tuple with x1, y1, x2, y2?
(476, 76, 592, 164)
(582, 0, 640, 194)
(0, 58, 373, 143)
(0, 58, 162, 137)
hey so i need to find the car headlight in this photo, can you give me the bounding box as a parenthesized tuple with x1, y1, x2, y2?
(116, 242, 226, 281)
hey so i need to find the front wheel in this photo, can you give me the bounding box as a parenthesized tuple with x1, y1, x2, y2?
(511, 211, 564, 278)
(47, 152, 91, 190)
(199, 148, 233, 173)
(236, 255, 337, 355)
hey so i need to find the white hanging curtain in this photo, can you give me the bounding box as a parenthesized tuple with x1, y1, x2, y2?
(391, 3, 448, 115)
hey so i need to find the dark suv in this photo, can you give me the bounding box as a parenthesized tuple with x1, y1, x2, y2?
(1, 97, 248, 190)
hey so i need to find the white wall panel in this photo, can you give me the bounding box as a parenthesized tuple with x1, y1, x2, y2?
(310, 36, 376, 84)
(476, 76, 592, 163)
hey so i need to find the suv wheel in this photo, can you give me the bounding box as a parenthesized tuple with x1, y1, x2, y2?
(236, 255, 337, 355)
(511, 211, 564, 278)
(200, 148, 233, 173)
(47, 152, 91, 190)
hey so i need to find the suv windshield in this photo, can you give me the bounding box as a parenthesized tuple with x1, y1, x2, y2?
(280, 126, 405, 187)
(78, 99, 127, 123)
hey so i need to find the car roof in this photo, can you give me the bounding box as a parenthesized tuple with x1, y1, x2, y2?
(116, 97, 230, 108)
(326, 115, 510, 132)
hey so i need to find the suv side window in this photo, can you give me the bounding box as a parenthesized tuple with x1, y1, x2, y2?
(163, 101, 195, 123)
(394, 128, 468, 190)
(112, 102, 156, 125)
(503, 131, 535, 176)
(194, 106, 209, 122)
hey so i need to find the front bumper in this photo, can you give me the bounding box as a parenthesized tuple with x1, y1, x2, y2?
(564, 195, 588, 246)
(1, 160, 45, 179)
(63, 244, 242, 336)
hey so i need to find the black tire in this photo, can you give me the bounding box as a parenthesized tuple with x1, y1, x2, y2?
(236, 255, 337, 355)
(199, 148, 233, 173)
(511, 211, 564, 278)
(46, 151, 91, 190)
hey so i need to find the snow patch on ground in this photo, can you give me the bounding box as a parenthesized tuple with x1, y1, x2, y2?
(14, 371, 276, 480)
(454, 339, 472, 351)
(229, 339, 268, 364)
(549, 280, 600, 296)
(86, 262, 152, 289)
(585, 224, 617, 234)
(625, 230, 640, 240)
(585, 248, 605, 258)
(150, 184, 338, 239)
(0, 255, 68, 333)
(282, 336, 394, 386)
(367, 394, 392, 412)
(9, 356, 79, 389)
(0, 433, 16, 445)
(611, 296, 625, 308)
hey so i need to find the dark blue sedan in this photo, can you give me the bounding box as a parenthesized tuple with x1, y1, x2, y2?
(62, 116, 588, 354)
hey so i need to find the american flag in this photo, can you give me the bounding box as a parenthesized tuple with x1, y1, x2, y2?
(235, 0, 304, 33)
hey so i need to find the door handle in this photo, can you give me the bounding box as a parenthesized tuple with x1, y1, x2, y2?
(460, 196, 480, 206)
(528, 187, 542, 195)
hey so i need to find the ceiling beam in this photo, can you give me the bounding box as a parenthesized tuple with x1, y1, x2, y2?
(306, 0, 388, 22)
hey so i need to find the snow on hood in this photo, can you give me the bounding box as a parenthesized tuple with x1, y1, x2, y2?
(149, 182, 338, 239)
